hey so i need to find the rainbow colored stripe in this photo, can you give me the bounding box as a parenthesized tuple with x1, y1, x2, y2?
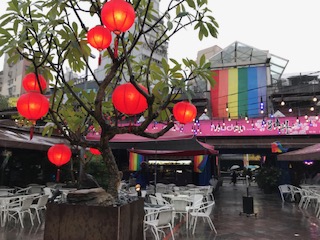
(194, 155, 208, 173)
(129, 152, 144, 171)
(210, 66, 267, 118)
(271, 141, 288, 153)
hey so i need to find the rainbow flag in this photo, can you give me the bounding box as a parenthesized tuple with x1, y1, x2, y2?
(194, 155, 208, 173)
(129, 152, 144, 171)
(210, 66, 267, 119)
(271, 141, 288, 153)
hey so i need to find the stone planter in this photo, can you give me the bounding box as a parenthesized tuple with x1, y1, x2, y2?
(44, 198, 144, 240)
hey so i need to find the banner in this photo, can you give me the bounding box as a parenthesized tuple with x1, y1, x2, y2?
(271, 141, 288, 153)
(129, 152, 144, 171)
(194, 155, 208, 173)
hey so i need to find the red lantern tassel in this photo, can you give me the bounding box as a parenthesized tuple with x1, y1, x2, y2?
(114, 36, 119, 58)
(29, 121, 36, 140)
(56, 168, 61, 182)
(98, 52, 102, 66)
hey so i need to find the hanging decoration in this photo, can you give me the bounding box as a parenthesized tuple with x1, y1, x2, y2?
(173, 101, 197, 124)
(17, 92, 49, 139)
(22, 73, 47, 93)
(17, 92, 49, 121)
(112, 83, 148, 115)
(47, 144, 72, 182)
(87, 25, 112, 51)
(101, 0, 136, 35)
(101, 0, 136, 58)
(89, 148, 101, 155)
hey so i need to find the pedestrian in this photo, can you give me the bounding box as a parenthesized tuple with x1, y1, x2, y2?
(231, 170, 237, 186)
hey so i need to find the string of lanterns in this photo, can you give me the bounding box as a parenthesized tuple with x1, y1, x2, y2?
(17, 73, 49, 139)
(87, 0, 197, 125)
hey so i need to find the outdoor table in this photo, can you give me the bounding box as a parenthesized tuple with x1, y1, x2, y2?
(0, 188, 15, 196)
(162, 194, 191, 203)
(144, 203, 171, 215)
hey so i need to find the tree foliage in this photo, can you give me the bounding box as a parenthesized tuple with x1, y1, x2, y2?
(0, 0, 218, 199)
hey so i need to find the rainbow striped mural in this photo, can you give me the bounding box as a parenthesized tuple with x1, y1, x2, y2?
(194, 155, 208, 173)
(210, 66, 267, 119)
(129, 152, 144, 171)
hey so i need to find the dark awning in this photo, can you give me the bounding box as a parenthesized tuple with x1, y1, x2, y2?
(0, 127, 68, 151)
(277, 143, 320, 161)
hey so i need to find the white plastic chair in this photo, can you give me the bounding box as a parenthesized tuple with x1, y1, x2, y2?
(289, 185, 302, 201)
(7, 197, 34, 228)
(189, 201, 217, 235)
(171, 198, 189, 229)
(155, 193, 170, 205)
(30, 194, 49, 223)
(15, 186, 32, 195)
(43, 187, 53, 198)
(278, 184, 293, 202)
(149, 195, 170, 206)
(186, 194, 204, 213)
(144, 209, 175, 240)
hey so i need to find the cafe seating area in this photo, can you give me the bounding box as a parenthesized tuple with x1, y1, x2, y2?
(0, 183, 76, 229)
(1, 182, 320, 239)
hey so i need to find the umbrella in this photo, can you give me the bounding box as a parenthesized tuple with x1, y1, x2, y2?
(246, 165, 260, 171)
(230, 165, 241, 170)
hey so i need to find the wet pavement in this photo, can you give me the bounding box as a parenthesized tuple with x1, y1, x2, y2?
(1, 181, 320, 239)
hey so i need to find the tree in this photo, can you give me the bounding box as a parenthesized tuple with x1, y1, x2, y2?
(0, 0, 218, 200)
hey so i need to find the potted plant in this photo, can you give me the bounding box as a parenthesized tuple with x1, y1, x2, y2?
(255, 166, 281, 194)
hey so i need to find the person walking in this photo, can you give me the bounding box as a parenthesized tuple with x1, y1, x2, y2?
(231, 170, 237, 186)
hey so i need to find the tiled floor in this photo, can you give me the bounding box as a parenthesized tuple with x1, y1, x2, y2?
(1, 182, 320, 239)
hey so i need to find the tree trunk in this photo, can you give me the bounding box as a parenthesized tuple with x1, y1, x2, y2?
(102, 142, 121, 199)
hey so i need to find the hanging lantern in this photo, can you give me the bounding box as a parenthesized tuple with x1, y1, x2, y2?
(22, 73, 47, 93)
(17, 92, 49, 121)
(89, 148, 101, 155)
(112, 83, 148, 115)
(101, 0, 136, 35)
(47, 144, 72, 182)
(87, 25, 112, 51)
(173, 101, 197, 124)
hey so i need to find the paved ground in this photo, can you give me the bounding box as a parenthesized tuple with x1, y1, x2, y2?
(1, 182, 320, 239)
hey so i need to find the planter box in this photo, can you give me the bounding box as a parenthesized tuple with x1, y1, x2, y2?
(44, 198, 144, 240)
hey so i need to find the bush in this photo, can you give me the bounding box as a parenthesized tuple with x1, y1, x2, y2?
(255, 166, 281, 193)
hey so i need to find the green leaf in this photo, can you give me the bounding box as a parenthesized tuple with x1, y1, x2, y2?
(167, 21, 173, 30)
(176, 12, 188, 19)
(199, 54, 205, 66)
(161, 58, 170, 74)
(186, 0, 196, 8)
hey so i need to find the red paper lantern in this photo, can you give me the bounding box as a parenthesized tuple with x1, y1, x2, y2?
(101, 0, 136, 35)
(48, 144, 72, 182)
(17, 92, 49, 122)
(47, 144, 72, 167)
(112, 83, 148, 115)
(173, 101, 197, 124)
(89, 148, 101, 155)
(87, 25, 112, 51)
(22, 73, 47, 92)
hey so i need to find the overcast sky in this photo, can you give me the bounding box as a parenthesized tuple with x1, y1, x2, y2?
(0, 0, 319, 75)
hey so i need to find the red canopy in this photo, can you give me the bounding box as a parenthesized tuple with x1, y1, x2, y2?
(86, 130, 218, 153)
